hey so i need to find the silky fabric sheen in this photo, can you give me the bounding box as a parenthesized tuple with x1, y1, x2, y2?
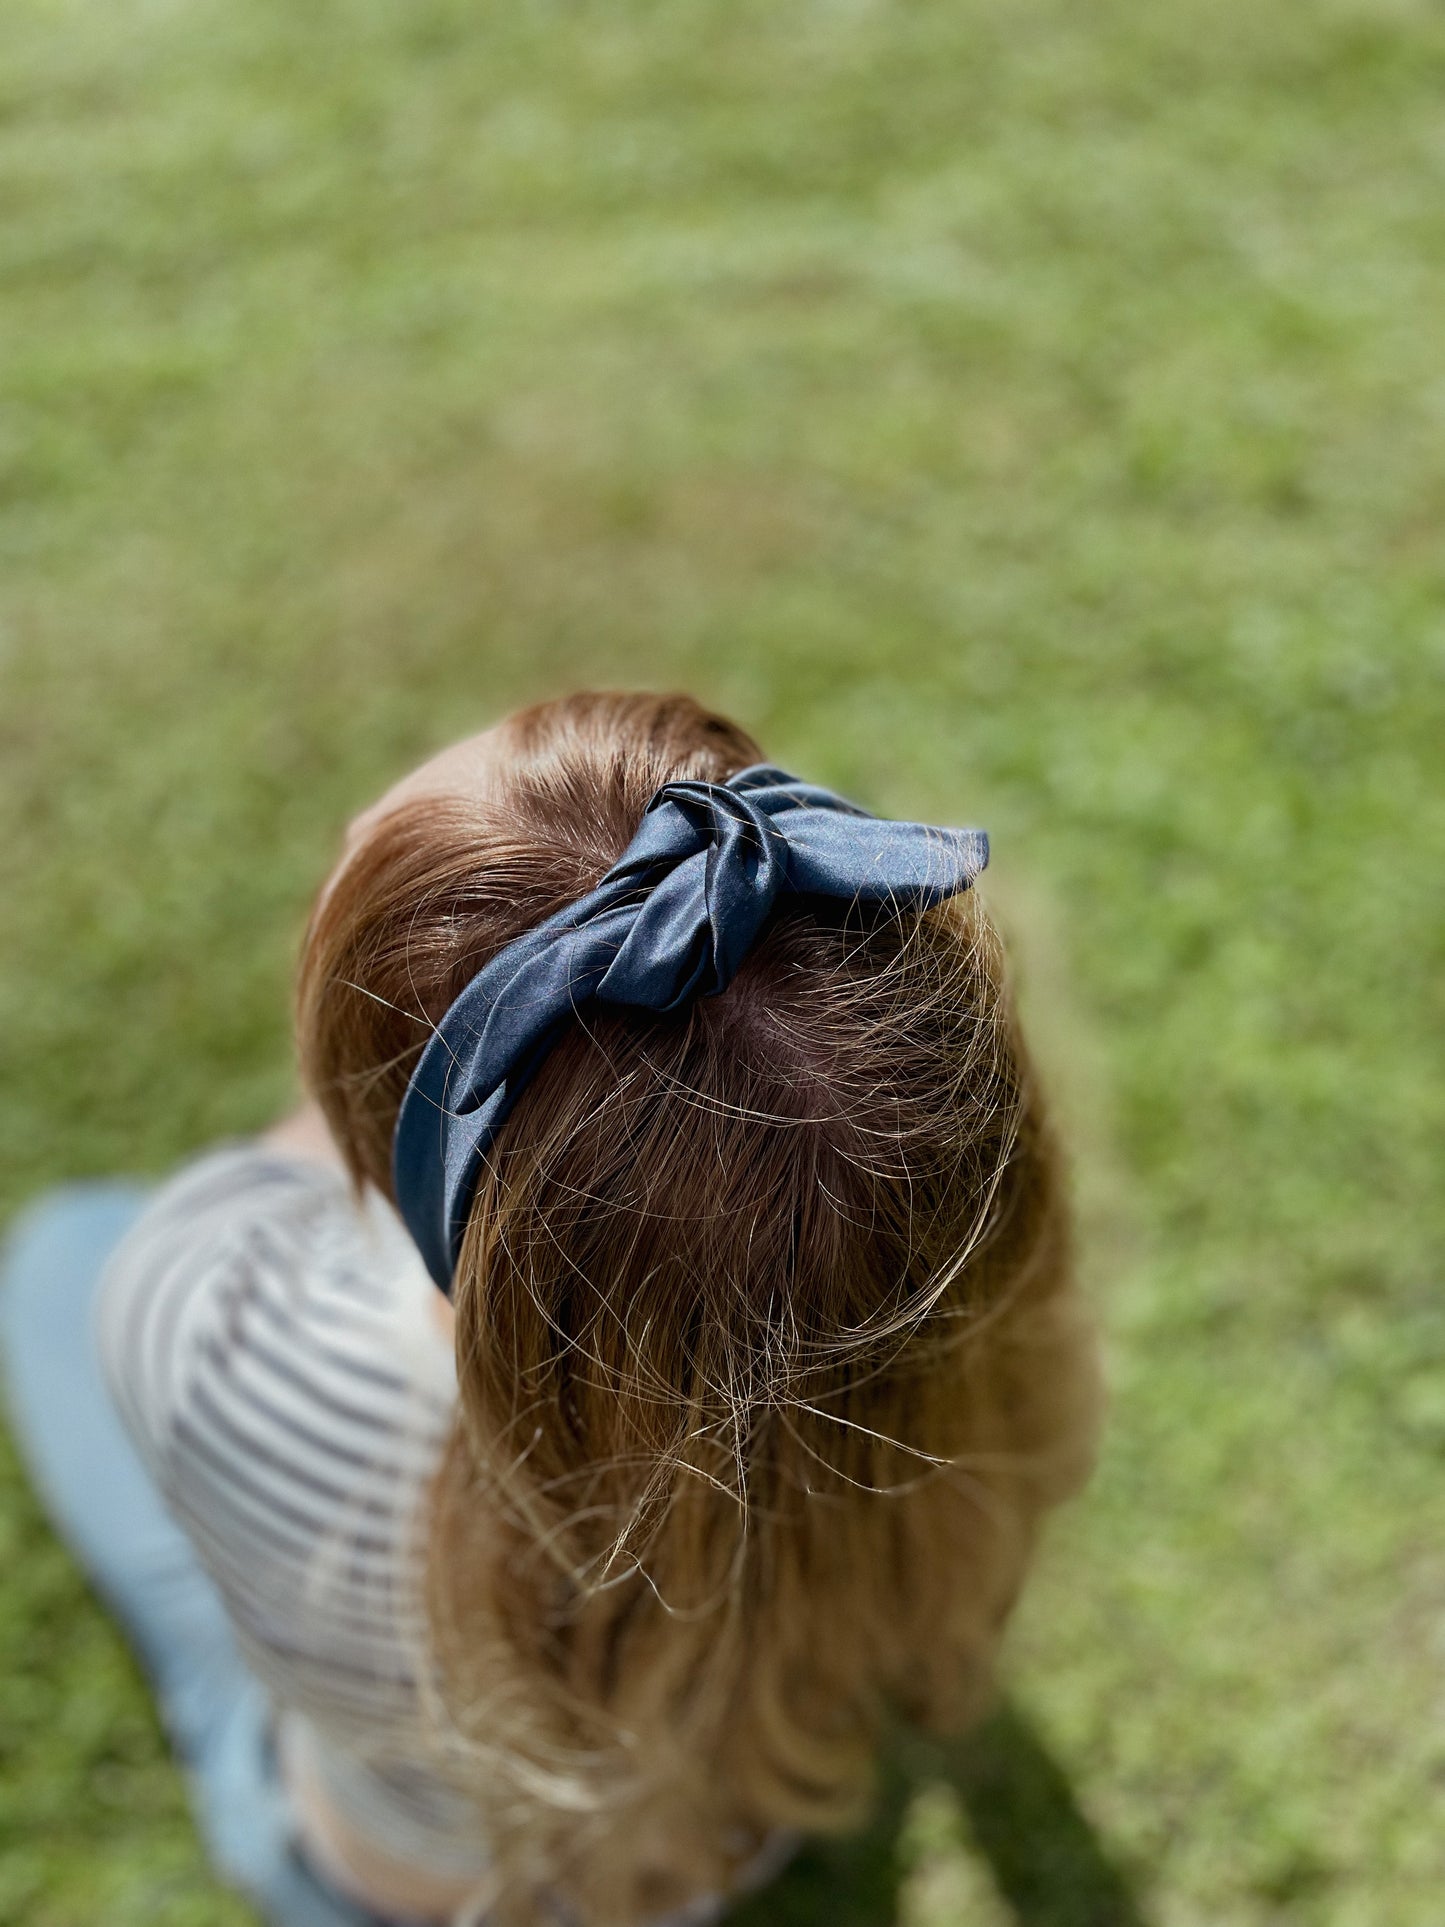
(392, 764, 988, 1290)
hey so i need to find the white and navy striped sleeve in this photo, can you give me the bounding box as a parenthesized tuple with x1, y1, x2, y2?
(94, 1143, 459, 1739)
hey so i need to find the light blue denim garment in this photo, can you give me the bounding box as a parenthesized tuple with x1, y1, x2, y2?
(0, 1184, 390, 1927)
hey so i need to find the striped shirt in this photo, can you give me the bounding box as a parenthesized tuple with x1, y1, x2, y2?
(96, 1144, 493, 1887)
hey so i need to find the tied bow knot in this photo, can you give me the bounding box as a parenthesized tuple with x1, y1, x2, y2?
(594, 776, 836, 1009)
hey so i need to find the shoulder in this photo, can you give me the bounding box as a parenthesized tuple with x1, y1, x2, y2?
(97, 1142, 455, 1490)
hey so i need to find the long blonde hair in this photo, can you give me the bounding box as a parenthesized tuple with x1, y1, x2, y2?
(298, 691, 1099, 1926)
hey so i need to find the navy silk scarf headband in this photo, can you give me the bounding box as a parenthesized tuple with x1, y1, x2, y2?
(392, 763, 988, 1290)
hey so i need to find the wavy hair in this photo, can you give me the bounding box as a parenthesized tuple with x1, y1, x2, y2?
(297, 691, 1099, 1926)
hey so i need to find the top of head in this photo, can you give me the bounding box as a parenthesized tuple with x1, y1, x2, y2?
(388, 751, 988, 1290)
(297, 690, 1052, 1462)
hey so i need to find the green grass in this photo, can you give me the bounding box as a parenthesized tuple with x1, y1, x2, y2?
(2, 0, 1443, 1920)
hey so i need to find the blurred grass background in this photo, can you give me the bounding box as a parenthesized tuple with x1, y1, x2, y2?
(2, 0, 1444, 1921)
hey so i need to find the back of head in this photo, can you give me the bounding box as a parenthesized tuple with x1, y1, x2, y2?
(298, 691, 1098, 1925)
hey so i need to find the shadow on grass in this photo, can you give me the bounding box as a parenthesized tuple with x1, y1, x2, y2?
(726, 1700, 1146, 1927)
